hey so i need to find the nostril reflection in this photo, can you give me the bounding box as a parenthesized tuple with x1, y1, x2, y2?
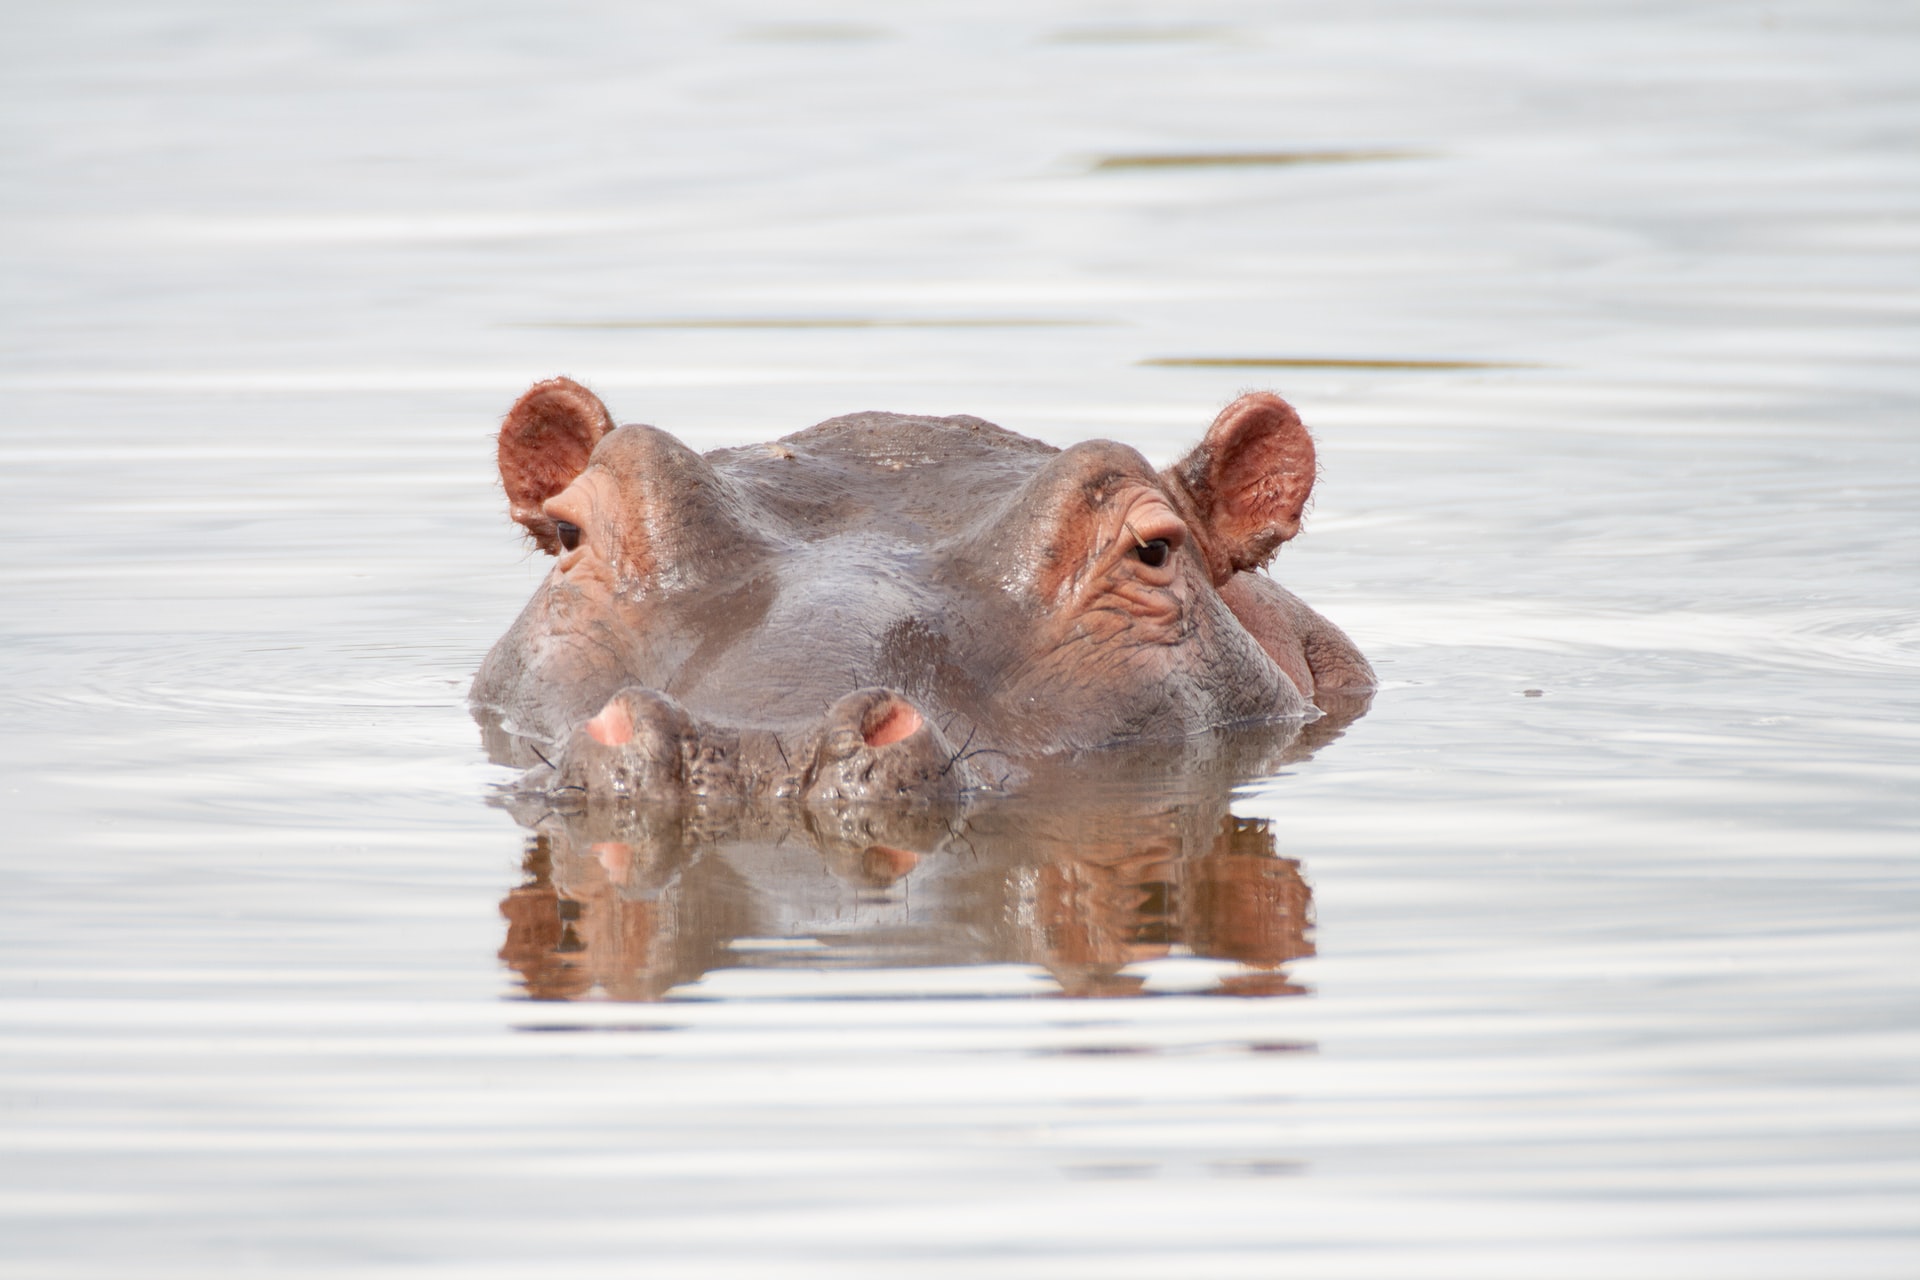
(862, 844, 921, 883)
(592, 841, 633, 879)
(863, 701, 923, 748)
(586, 698, 635, 746)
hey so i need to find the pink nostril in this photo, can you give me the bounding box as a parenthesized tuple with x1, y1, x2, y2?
(586, 698, 635, 746)
(863, 701, 923, 748)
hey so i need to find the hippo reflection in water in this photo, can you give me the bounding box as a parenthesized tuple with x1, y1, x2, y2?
(474, 378, 1371, 998)
(499, 772, 1316, 1001)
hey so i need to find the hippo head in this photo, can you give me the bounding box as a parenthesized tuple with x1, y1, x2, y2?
(472, 379, 1372, 801)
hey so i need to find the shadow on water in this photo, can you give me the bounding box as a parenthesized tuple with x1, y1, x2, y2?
(490, 692, 1370, 1002)
(1090, 150, 1430, 170)
(1140, 356, 1537, 371)
(517, 317, 1115, 331)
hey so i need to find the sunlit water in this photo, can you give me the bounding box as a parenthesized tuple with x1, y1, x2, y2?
(2, 2, 1917, 1275)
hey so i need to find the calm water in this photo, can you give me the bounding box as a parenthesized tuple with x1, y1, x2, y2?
(3, 1, 1917, 1275)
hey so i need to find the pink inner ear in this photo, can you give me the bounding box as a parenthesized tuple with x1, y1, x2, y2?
(1196, 393, 1317, 572)
(498, 378, 615, 543)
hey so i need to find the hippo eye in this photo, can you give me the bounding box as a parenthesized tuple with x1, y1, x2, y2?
(1135, 538, 1170, 569)
(553, 520, 581, 552)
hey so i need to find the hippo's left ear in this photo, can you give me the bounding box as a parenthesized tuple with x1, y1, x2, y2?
(498, 377, 616, 553)
(1162, 392, 1317, 585)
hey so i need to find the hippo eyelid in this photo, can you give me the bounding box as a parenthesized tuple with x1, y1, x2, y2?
(1119, 509, 1183, 571)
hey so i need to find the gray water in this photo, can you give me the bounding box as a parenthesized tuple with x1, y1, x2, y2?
(3, 1, 1917, 1275)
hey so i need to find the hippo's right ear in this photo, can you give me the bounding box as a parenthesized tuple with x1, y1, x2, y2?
(498, 377, 616, 553)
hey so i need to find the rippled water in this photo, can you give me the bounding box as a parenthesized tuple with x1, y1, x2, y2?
(3, 1, 1917, 1275)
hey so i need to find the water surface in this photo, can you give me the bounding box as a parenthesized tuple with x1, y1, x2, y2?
(2, 1, 1916, 1275)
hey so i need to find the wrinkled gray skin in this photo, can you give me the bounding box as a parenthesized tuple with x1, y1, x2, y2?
(472, 379, 1374, 807)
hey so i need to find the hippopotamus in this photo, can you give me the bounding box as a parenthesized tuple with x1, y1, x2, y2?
(472, 377, 1372, 802)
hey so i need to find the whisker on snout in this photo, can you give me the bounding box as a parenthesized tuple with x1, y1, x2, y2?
(938, 726, 978, 778)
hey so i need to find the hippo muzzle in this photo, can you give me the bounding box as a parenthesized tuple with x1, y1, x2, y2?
(553, 685, 981, 811)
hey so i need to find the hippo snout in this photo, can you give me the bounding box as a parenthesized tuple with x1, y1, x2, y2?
(556, 687, 706, 801)
(552, 685, 979, 809)
(805, 688, 977, 806)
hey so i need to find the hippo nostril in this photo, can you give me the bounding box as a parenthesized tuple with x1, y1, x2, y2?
(586, 698, 635, 747)
(862, 700, 923, 748)
(807, 689, 970, 803)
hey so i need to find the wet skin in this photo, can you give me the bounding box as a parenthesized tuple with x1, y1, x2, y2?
(472, 378, 1374, 802)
